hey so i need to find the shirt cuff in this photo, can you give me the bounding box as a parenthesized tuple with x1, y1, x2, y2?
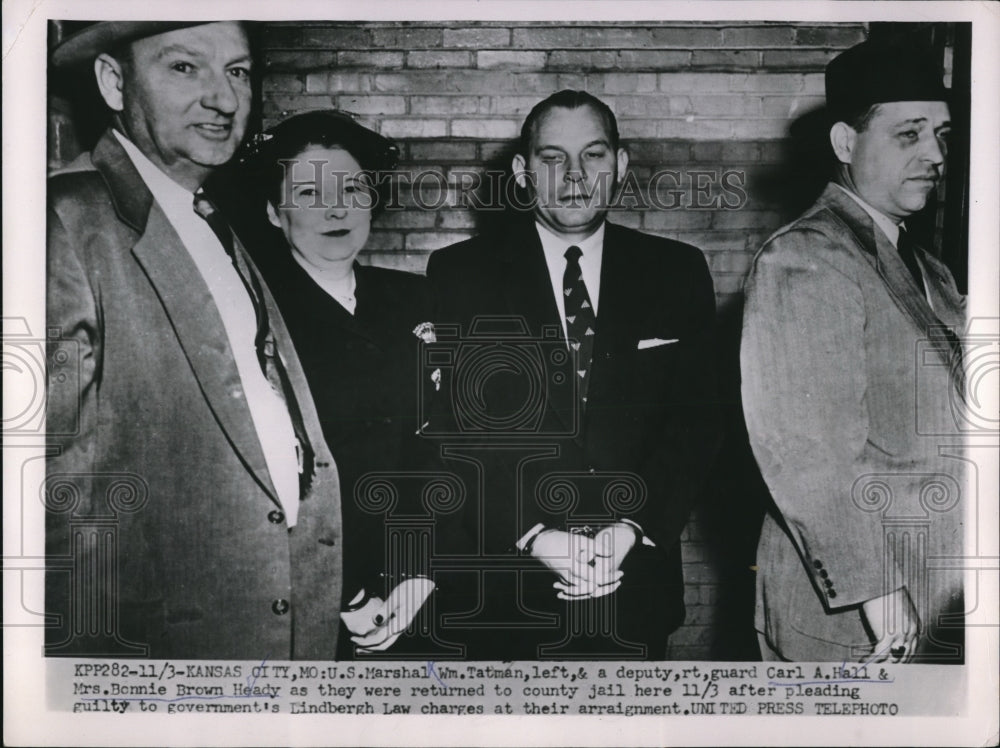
(515, 523, 548, 553)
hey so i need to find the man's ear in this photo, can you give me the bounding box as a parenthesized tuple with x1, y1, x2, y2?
(266, 201, 282, 229)
(829, 122, 857, 165)
(511, 153, 527, 189)
(94, 53, 126, 113)
(615, 147, 629, 179)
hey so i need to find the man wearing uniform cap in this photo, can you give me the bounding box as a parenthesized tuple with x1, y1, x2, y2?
(45, 21, 344, 659)
(741, 38, 966, 663)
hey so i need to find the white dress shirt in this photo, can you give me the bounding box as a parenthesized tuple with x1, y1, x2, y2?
(115, 131, 301, 526)
(535, 221, 605, 342)
(833, 183, 932, 308)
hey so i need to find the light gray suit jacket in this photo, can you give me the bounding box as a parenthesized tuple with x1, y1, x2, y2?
(45, 131, 344, 659)
(741, 183, 966, 661)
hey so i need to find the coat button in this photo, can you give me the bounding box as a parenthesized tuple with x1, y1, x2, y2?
(827, 590, 837, 599)
(819, 569, 829, 579)
(271, 599, 290, 615)
(813, 560, 823, 569)
(823, 578, 833, 588)
(268, 510, 285, 524)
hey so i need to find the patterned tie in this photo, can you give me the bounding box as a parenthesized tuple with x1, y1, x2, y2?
(563, 245, 596, 405)
(896, 226, 925, 295)
(192, 190, 313, 486)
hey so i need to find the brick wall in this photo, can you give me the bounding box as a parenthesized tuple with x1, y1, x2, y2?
(259, 21, 868, 659)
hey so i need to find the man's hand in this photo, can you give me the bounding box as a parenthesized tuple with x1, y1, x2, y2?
(343, 577, 435, 652)
(530, 529, 621, 599)
(860, 587, 920, 663)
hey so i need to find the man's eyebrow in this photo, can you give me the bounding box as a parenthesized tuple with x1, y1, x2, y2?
(891, 117, 930, 127)
(534, 138, 611, 152)
(226, 54, 253, 67)
(153, 44, 202, 61)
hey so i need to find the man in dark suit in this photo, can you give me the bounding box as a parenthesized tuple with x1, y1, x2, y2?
(741, 39, 966, 663)
(45, 22, 344, 659)
(427, 90, 721, 659)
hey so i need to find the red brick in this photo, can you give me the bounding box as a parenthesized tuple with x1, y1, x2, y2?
(300, 27, 370, 49)
(547, 50, 619, 70)
(409, 95, 485, 115)
(712, 209, 782, 230)
(722, 26, 795, 47)
(360, 250, 430, 274)
(406, 231, 473, 251)
(261, 25, 301, 48)
(370, 27, 443, 49)
(408, 142, 478, 162)
(649, 26, 722, 47)
(706, 250, 754, 275)
(438, 210, 478, 229)
(380, 119, 448, 139)
(336, 95, 406, 115)
(591, 72, 658, 93)
(304, 72, 351, 94)
(794, 25, 866, 48)
(617, 50, 691, 70)
(442, 28, 511, 48)
(657, 119, 735, 140)
(803, 72, 826, 94)
(681, 542, 708, 563)
(683, 584, 702, 606)
(761, 49, 839, 69)
(374, 210, 437, 230)
(728, 72, 805, 93)
(722, 142, 764, 162)
(360, 231, 404, 251)
(512, 27, 655, 49)
(557, 73, 588, 90)
(408, 50, 473, 69)
(659, 72, 731, 93)
(730, 118, 792, 140)
(761, 95, 826, 118)
(266, 50, 337, 72)
(338, 51, 405, 69)
(263, 73, 304, 94)
(691, 50, 760, 69)
(626, 140, 690, 162)
(478, 50, 547, 70)
(618, 121, 660, 139)
(479, 141, 517, 162)
(451, 119, 519, 139)
(644, 210, 713, 231)
(486, 95, 546, 116)
(261, 94, 335, 122)
(685, 605, 718, 625)
(613, 95, 674, 117)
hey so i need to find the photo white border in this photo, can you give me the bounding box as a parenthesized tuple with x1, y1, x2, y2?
(3, 1, 997, 746)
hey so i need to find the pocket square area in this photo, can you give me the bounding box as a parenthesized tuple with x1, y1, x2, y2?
(637, 337, 679, 350)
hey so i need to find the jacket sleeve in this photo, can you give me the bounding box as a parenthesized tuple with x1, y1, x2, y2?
(626, 247, 722, 551)
(740, 228, 904, 609)
(44, 198, 104, 653)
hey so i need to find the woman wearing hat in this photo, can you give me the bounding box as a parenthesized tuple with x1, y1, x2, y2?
(245, 111, 441, 658)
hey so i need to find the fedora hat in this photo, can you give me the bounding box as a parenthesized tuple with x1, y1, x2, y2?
(51, 21, 214, 68)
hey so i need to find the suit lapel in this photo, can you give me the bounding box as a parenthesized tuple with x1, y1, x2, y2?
(820, 185, 962, 374)
(586, 223, 636, 405)
(130, 208, 281, 502)
(497, 221, 576, 436)
(92, 132, 281, 503)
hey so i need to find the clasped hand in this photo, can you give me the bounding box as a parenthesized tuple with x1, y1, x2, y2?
(341, 577, 435, 652)
(531, 524, 637, 601)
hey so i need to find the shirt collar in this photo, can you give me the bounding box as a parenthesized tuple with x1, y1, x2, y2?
(534, 220, 606, 260)
(112, 129, 199, 213)
(833, 182, 901, 247)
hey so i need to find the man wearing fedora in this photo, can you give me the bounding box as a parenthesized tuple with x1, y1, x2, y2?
(741, 38, 966, 663)
(45, 22, 344, 659)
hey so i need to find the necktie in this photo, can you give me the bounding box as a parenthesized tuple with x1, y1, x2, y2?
(563, 245, 596, 405)
(896, 226, 925, 295)
(192, 190, 313, 490)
